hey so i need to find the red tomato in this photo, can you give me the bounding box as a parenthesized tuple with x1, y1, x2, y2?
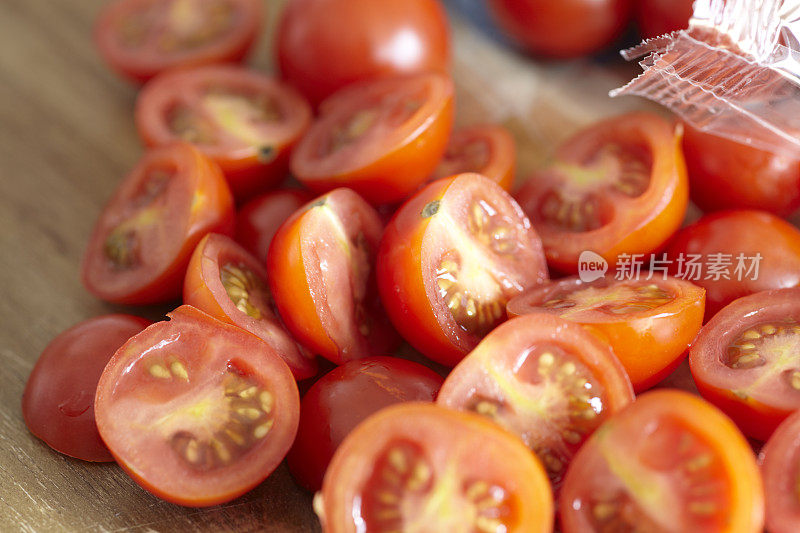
(487, 0, 633, 58)
(318, 403, 554, 532)
(636, 0, 694, 39)
(267, 188, 398, 364)
(690, 288, 800, 441)
(136, 65, 312, 201)
(507, 275, 705, 391)
(183, 233, 317, 380)
(82, 143, 234, 305)
(378, 173, 549, 367)
(430, 124, 516, 191)
(235, 189, 312, 263)
(560, 390, 764, 533)
(290, 73, 454, 205)
(287, 356, 443, 492)
(94, 0, 262, 83)
(22, 315, 151, 462)
(759, 410, 800, 533)
(438, 314, 633, 492)
(515, 113, 688, 274)
(276, 0, 450, 106)
(95, 305, 299, 507)
(665, 210, 800, 320)
(683, 124, 800, 217)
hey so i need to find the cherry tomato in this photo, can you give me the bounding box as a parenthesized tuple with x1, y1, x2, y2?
(560, 390, 764, 533)
(276, 0, 450, 107)
(94, 0, 262, 83)
(287, 357, 443, 492)
(665, 210, 800, 320)
(377, 173, 549, 367)
(683, 124, 800, 217)
(267, 188, 398, 364)
(507, 275, 705, 391)
(95, 305, 299, 507)
(487, 0, 633, 58)
(759, 409, 800, 533)
(636, 0, 694, 39)
(235, 189, 312, 263)
(22, 315, 151, 462)
(430, 124, 516, 191)
(290, 73, 454, 205)
(318, 403, 553, 533)
(82, 143, 234, 305)
(689, 288, 800, 441)
(184, 233, 317, 380)
(438, 314, 633, 492)
(516, 113, 688, 274)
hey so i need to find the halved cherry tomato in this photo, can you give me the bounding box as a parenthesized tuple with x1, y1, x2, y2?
(683, 124, 800, 217)
(183, 233, 317, 380)
(318, 403, 553, 533)
(287, 356, 443, 492)
(759, 409, 800, 533)
(94, 0, 262, 83)
(430, 124, 516, 191)
(507, 276, 705, 391)
(560, 389, 764, 533)
(94, 305, 299, 507)
(82, 143, 234, 305)
(690, 288, 800, 441)
(487, 0, 633, 58)
(235, 189, 312, 263)
(515, 113, 688, 274)
(438, 314, 633, 492)
(636, 0, 694, 39)
(377, 173, 549, 367)
(22, 315, 151, 462)
(276, 0, 451, 107)
(290, 73, 454, 205)
(136, 65, 312, 201)
(665, 210, 800, 320)
(267, 188, 398, 364)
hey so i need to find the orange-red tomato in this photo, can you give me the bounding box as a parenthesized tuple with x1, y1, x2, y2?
(760, 410, 800, 533)
(636, 0, 694, 39)
(430, 124, 516, 191)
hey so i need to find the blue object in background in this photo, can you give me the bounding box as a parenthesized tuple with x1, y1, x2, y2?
(444, 0, 508, 44)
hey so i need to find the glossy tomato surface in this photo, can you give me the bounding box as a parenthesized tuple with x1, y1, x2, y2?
(268, 188, 398, 364)
(22, 315, 151, 462)
(690, 288, 800, 441)
(287, 356, 443, 492)
(276, 0, 450, 106)
(235, 189, 312, 263)
(516, 113, 688, 274)
(507, 275, 705, 391)
(291, 73, 454, 205)
(637, 0, 694, 38)
(82, 143, 234, 305)
(378, 173, 549, 367)
(759, 410, 800, 533)
(438, 314, 633, 492)
(95, 306, 299, 507)
(184, 233, 317, 380)
(430, 124, 516, 191)
(487, 0, 633, 58)
(318, 403, 553, 533)
(560, 390, 764, 533)
(136, 65, 312, 201)
(665, 210, 800, 320)
(95, 0, 261, 82)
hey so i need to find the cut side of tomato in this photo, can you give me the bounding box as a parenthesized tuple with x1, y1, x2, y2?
(430, 124, 516, 191)
(318, 403, 553, 533)
(235, 189, 312, 263)
(759, 410, 800, 533)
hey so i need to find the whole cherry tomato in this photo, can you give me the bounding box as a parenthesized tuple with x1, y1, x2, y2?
(637, 0, 694, 39)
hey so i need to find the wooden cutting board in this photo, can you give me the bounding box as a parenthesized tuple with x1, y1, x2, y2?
(0, 1, 651, 530)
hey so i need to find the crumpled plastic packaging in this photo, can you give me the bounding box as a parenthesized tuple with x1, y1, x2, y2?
(612, 0, 800, 155)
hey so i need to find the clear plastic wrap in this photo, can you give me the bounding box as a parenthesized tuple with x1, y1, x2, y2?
(611, 0, 800, 155)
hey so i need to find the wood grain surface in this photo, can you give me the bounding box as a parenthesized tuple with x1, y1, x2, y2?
(0, 1, 647, 531)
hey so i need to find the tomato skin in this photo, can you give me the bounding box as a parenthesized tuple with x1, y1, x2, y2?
(21, 315, 151, 462)
(683, 124, 800, 217)
(286, 356, 443, 492)
(487, 0, 633, 58)
(759, 410, 800, 533)
(636, 0, 694, 38)
(665, 210, 800, 320)
(276, 0, 451, 107)
(235, 189, 312, 263)
(431, 124, 516, 191)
